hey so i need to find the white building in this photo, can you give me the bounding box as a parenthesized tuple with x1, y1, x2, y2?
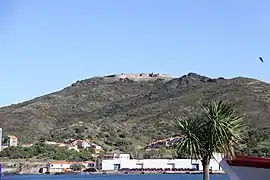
(47, 161, 95, 173)
(147, 136, 183, 149)
(77, 141, 92, 148)
(44, 141, 59, 145)
(21, 144, 34, 147)
(67, 144, 79, 152)
(6, 135, 18, 147)
(102, 153, 223, 171)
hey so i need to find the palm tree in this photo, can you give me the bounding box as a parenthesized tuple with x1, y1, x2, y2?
(174, 100, 246, 180)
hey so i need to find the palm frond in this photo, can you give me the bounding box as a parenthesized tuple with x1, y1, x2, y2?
(174, 116, 203, 160)
(174, 100, 246, 163)
(200, 100, 246, 159)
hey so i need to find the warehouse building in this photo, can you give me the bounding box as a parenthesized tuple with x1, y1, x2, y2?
(102, 153, 223, 171)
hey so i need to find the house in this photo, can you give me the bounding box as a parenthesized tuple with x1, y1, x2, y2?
(21, 144, 34, 147)
(47, 161, 95, 173)
(71, 140, 104, 153)
(146, 136, 183, 149)
(94, 145, 104, 154)
(57, 143, 67, 147)
(4, 135, 18, 147)
(47, 161, 74, 173)
(71, 140, 84, 146)
(77, 140, 92, 148)
(103, 153, 130, 160)
(67, 144, 79, 152)
(44, 141, 59, 145)
(89, 143, 104, 154)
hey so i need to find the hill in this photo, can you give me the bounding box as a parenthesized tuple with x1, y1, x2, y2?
(1, 72, 270, 153)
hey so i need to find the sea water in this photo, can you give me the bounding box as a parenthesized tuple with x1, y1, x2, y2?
(1, 174, 229, 180)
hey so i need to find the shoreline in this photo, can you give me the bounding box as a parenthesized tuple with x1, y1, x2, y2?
(52, 170, 225, 175)
(3, 170, 226, 176)
(101, 170, 225, 175)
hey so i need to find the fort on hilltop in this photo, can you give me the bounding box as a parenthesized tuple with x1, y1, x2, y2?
(105, 73, 172, 81)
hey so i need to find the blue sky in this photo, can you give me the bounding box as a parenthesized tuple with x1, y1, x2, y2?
(0, 0, 270, 106)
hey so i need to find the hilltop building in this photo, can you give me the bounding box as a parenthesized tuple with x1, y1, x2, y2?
(145, 136, 183, 149)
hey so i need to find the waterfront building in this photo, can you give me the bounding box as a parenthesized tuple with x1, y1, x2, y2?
(102, 153, 223, 171)
(46, 161, 95, 173)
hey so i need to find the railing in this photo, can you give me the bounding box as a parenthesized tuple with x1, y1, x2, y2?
(119, 168, 197, 172)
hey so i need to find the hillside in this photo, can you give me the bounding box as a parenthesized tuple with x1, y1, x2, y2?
(1, 72, 270, 153)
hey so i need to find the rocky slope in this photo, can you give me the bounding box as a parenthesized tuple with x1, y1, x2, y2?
(1, 72, 270, 152)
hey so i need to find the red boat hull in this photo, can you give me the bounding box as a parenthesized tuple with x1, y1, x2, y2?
(219, 155, 270, 180)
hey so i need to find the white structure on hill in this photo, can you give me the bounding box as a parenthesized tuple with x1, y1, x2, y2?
(102, 153, 223, 171)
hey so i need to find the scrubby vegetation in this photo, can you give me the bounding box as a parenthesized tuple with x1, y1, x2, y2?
(1, 73, 270, 155)
(0, 143, 95, 161)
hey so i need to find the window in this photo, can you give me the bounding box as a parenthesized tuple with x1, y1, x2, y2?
(88, 163, 94, 167)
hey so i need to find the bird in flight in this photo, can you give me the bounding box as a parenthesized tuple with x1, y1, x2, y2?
(259, 56, 264, 62)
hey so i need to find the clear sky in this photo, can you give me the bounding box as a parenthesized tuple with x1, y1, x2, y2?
(0, 0, 270, 106)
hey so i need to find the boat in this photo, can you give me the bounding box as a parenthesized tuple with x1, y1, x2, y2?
(219, 155, 270, 180)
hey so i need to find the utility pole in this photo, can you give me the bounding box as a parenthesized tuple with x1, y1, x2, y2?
(95, 154, 103, 171)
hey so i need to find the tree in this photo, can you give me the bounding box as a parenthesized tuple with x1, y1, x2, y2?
(70, 164, 86, 171)
(0, 143, 95, 161)
(164, 147, 178, 159)
(238, 129, 270, 157)
(174, 100, 246, 180)
(129, 145, 144, 159)
(143, 149, 160, 159)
